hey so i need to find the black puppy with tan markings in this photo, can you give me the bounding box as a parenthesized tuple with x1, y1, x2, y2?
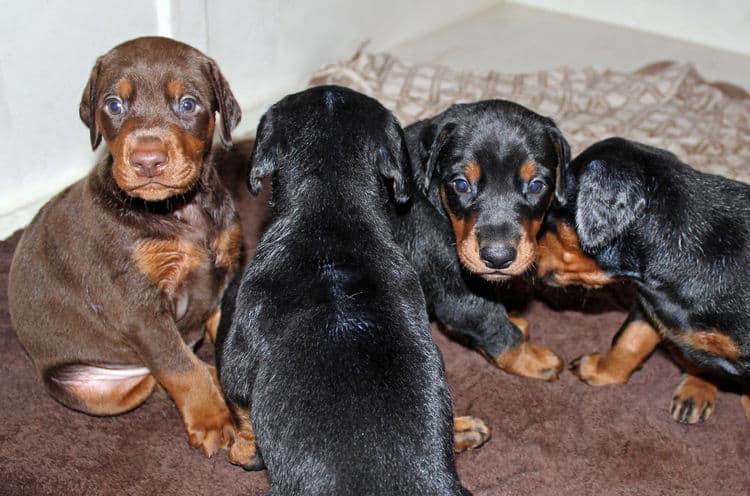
(391, 101, 569, 380)
(216, 86, 481, 495)
(8, 37, 242, 456)
(537, 137, 750, 424)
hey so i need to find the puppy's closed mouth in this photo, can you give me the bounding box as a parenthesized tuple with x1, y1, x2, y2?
(127, 180, 185, 194)
(129, 181, 184, 192)
(478, 271, 513, 282)
(125, 181, 189, 201)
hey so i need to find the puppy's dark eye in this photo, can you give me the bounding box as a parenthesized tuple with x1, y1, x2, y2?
(105, 97, 124, 115)
(527, 178, 547, 195)
(178, 96, 198, 114)
(452, 178, 470, 194)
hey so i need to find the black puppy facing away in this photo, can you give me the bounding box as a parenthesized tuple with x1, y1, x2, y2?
(537, 137, 750, 424)
(216, 86, 472, 495)
(390, 101, 569, 380)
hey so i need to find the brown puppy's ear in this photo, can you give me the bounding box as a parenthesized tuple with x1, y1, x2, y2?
(547, 125, 571, 206)
(247, 112, 279, 196)
(207, 59, 241, 148)
(408, 118, 456, 194)
(79, 58, 103, 150)
(378, 114, 414, 204)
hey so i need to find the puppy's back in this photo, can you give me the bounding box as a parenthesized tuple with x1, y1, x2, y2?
(219, 86, 466, 495)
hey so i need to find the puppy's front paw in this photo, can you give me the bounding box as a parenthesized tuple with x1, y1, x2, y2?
(229, 433, 264, 470)
(570, 353, 628, 386)
(670, 375, 717, 424)
(453, 415, 491, 453)
(494, 343, 563, 381)
(185, 401, 235, 457)
(164, 362, 235, 457)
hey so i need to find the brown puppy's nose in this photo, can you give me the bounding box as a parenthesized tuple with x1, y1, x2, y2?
(130, 144, 168, 178)
(480, 245, 516, 270)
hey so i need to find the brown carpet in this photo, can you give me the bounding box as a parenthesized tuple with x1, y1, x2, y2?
(1, 139, 748, 496)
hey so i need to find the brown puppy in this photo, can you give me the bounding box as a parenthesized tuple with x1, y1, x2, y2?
(8, 36, 242, 456)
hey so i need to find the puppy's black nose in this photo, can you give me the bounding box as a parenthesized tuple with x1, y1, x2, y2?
(480, 245, 516, 270)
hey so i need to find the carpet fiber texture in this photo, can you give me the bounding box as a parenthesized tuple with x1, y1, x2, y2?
(1, 55, 749, 495)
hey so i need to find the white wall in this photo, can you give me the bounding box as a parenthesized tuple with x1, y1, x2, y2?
(0, 1, 165, 239)
(206, 0, 501, 133)
(510, 0, 750, 56)
(0, 0, 497, 239)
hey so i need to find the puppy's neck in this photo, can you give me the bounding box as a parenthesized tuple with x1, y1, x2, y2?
(274, 172, 388, 218)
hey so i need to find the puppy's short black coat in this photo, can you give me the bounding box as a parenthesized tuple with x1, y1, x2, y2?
(216, 86, 469, 495)
(390, 101, 569, 380)
(537, 137, 750, 424)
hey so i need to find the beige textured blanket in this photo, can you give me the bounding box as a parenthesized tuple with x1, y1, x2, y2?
(310, 51, 750, 183)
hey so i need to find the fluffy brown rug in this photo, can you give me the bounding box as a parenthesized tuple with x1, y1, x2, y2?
(2, 56, 749, 495)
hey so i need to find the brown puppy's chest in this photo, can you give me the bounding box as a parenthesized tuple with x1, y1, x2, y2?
(131, 203, 240, 335)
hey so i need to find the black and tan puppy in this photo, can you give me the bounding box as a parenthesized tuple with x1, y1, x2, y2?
(390, 101, 569, 380)
(8, 37, 242, 455)
(537, 137, 750, 424)
(216, 86, 473, 495)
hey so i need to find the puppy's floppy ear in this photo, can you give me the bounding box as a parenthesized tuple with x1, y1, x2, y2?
(547, 125, 571, 206)
(247, 112, 279, 196)
(378, 115, 414, 204)
(79, 58, 103, 150)
(207, 59, 241, 148)
(408, 118, 456, 194)
(575, 160, 645, 251)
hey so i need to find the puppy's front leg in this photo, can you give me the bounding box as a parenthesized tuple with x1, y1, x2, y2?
(434, 294, 563, 381)
(131, 319, 234, 457)
(570, 306, 660, 385)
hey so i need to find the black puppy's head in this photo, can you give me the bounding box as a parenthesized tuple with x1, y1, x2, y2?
(248, 85, 412, 206)
(537, 137, 648, 286)
(411, 100, 569, 281)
